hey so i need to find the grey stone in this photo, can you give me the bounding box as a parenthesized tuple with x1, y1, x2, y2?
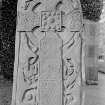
(11, 0, 83, 105)
(39, 32, 62, 105)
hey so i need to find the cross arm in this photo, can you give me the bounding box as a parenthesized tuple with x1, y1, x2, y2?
(17, 11, 40, 32)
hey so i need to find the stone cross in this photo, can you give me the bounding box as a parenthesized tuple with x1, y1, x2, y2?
(11, 0, 83, 105)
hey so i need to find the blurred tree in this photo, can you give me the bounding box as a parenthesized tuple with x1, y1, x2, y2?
(80, 0, 103, 22)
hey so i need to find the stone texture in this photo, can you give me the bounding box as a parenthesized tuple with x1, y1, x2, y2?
(39, 80, 62, 105)
(83, 20, 98, 83)
(12, 0, 83, 105)
(40, 11, 62, 32)
(39, 32, 62, 105)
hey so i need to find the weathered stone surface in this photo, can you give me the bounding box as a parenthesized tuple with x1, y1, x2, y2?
(40, 32, 62, 80)
(63, 32, 81, 105)
(39, 32, 62, 105)
(17, 11, 40, 31)
(12, 0, 83, 105)
(39, 80, 62, 105)
(84, 20, 98, 83)
(41, 11, 61, 32)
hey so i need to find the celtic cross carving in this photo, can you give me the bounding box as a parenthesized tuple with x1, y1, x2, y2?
(17, 0, 82, 32)
(17, 10, 62, 32)
(12, 0, 83, 105)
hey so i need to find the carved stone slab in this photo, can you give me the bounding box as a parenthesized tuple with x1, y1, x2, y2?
(39, 31, 62, 105)
(12, 0, 83, 105)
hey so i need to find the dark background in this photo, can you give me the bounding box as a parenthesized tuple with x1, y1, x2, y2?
(0, 0, 17, 79)
(0, 0, 103, 80)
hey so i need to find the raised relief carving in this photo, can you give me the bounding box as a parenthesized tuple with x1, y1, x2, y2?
(62, 31, 81, 105)
(22, 33, 39, 85)
(23, 56, 39, 85)
(19, 0, 42, 11)
(17, 33, 39, 105)
(63, 57, 79, 105)
(22, 88, 38, 105)
(41, 11, 61, 32)
(17, 11, 40, 31)
(17, 0, 42, 31)
(12, 0, 83, 105)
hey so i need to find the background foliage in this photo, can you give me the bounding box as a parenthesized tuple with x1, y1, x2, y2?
(0, 0, 17, 79)
(80, 0, 103, 21)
